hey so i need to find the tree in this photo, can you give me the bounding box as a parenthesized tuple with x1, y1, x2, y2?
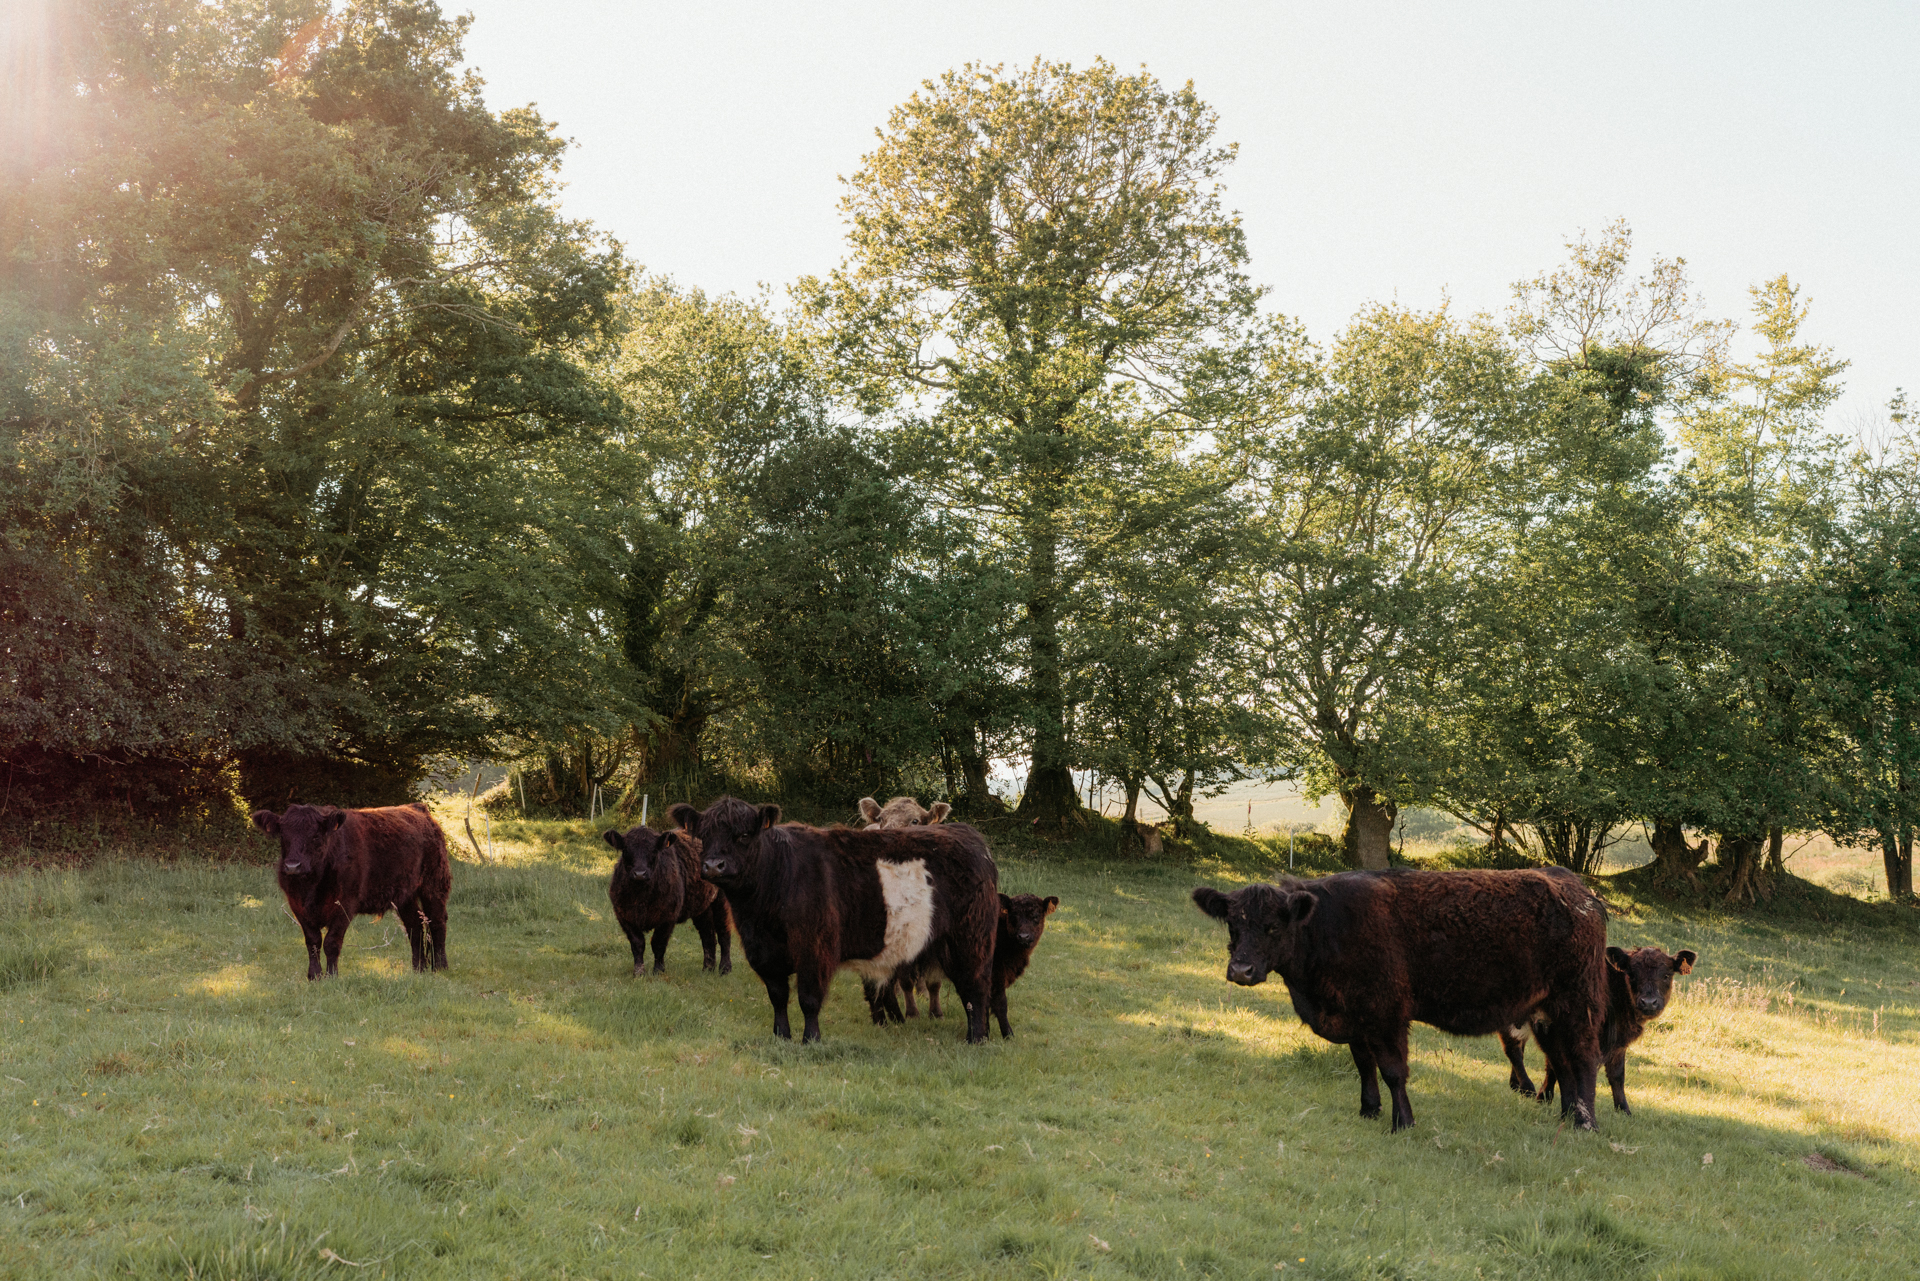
(1236, 303, 1546, 868)
(2, 0, 634, 813)
(803, 59, 1260, 822)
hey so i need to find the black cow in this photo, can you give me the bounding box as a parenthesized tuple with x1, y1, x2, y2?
(603, 824, 732, 976)
(1193, 867, 1609, 1131)
(1499, 944, 1697, 1114)
(252, 802, 451, 980)
(671, 797, 1000, 1043)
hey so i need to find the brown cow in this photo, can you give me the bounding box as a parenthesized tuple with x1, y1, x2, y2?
(1193, 867, 1609, 1131)
(252, 802, 451, 980)
(603, 824, 732, 976)
(858, 796, 951, 828)
(1499, 944, 1697, 1114)
(673, 796, 1000, 1043)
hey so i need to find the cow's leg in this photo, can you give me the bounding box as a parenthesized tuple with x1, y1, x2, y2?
(990, 972, 1013, 1039)
(1541, 1022, 1599, 1130)
(321, 907, 348, 977)
(944, 953, 992, 1045)
(619, 921, 648, 976)
(426, 895, 448, 971)
(761, 969, 793, 1040)
(1498, 1027, 1536, 1097)
(879, 982, 905, 1024)
(1377, 1026, 1416, 1132)
(861, 979, 889, 1026)
(1349, 1042, 1383, 1119)
(1606, 1049, 1630, 1114)
(691, 909, 719, 972)
(1537, 1053, 1560, 1106)
(925, 980, 942, 1019)
(794, 953, 833, 1043)
(901, 981, 920, 1018)
(298, 917, 324, 981)
(649, 922, 675, 974)
(397, 895, 428, 971)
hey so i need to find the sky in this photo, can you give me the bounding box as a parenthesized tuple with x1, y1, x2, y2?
(453, 0, 1918, 425)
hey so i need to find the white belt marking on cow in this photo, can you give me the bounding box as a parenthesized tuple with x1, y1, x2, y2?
(844, 858, 936, 981)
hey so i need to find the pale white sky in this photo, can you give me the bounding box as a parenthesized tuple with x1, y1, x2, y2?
(457, 0, 1916, 420)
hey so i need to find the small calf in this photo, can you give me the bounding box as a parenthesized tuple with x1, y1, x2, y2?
(987, 892, 1058, 1038)
(604, 825, 731, 976)
(1500, 944, 1696, 1115)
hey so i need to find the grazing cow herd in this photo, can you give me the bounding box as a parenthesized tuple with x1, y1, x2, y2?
(250, 794, 1697, 1134)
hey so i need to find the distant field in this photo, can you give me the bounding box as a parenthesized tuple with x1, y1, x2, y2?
(2, 814, 1917, 1279)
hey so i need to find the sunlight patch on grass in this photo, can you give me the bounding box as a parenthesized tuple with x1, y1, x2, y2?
(192, 963, 257, 998)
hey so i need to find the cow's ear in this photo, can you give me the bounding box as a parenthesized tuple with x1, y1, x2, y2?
(858, 797, 882, 824)
(757, 804, 782, 831)
(1605, 946, 1631, 973)
(998, 892, 1013, 914)
(603, 829, 626, 854)
(1673, 949, 1697, 975)
(668, 803, 699, 832)
(251, 810, 280, 835)
(1191, 887, 1230, 920)
(1285, 890, 1316, 925)
(927, 802, 951, 824)
(319, 810, 346, 835)
(1043, 896, 1059, 914)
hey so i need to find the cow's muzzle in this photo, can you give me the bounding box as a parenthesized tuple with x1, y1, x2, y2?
(1226, 963, 1263, 986)
(1637, 997, 1663, 1015)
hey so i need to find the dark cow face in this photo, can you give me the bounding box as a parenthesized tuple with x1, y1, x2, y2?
(1606, 945, 1698, 1018)
(1192, 883, 1316, 986)
(672, 797, 781, 887)
(998, 893, 1058, 950)
(252, 804, 346, 878)
(604, 826, 696, 884)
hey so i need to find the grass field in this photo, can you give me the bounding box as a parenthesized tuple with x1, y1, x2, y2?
(3, 813, 1918, 1279)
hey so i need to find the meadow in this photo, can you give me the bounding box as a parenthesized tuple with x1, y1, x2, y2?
(3, 813, 1918, 1280)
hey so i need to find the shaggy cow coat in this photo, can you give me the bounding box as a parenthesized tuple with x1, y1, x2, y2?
(252, 802, 452, 980)
(1499, 944, 1697, 1114)
(604, 825, 732, 976)
(1193, 867, 1609, 1131)
(672, 796, 1000, 1043)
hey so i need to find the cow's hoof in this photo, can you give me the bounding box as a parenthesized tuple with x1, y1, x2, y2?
(1359, 1104, 1381, 1119)
(718, 962, 732, 976)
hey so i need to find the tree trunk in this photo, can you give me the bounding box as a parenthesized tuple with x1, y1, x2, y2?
(1721, 833, 1768, 903)
(1340, 786, 1396, 870)
(1122, 777, 1141, 825)
(1881, 825, 1914, 900)
(1764, 824, 1785, 876)
(1649, 818, 1707, 888)
(1016, 519, 1080, 823)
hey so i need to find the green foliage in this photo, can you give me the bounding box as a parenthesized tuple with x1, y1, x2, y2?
(803, 58, 1261, 820)
(2, 0, 635, 813)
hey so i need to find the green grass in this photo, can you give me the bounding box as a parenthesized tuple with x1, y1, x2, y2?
(3, 817, 1918, 1280)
